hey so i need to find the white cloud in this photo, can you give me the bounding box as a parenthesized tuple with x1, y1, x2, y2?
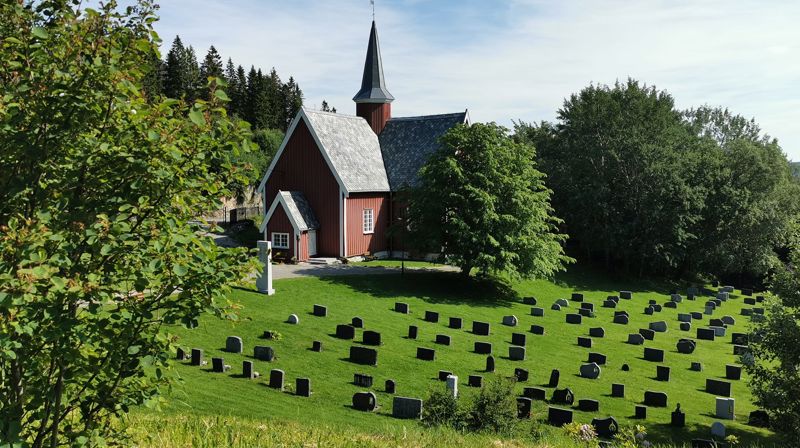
(153, 0, 800, 159)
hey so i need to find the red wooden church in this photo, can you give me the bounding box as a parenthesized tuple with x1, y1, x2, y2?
(257, 21, 468, 261)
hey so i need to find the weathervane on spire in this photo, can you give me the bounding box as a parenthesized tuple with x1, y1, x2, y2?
(371, 0, 375, 20)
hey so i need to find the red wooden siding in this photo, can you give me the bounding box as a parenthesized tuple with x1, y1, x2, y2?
(297, 231, 309, 261)
(265, 206, 295, 261)
(346, 192, 390, 256)
(356, 102, 391, 135)
(264, 119, 341, 257)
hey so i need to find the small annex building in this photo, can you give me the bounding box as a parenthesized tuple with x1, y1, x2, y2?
(258, 20, 468, 261)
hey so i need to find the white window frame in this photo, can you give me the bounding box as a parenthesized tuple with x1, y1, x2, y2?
(271, 232, 290, 249)
(362, 208, 374, 234)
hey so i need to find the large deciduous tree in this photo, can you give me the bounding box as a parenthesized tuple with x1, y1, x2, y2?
(0, 1, 254, 445)
(407, 123, 571, 278)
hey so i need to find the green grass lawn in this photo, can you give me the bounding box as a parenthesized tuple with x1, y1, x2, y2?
(349, 258, 446, 268)
(145, 266, 776, 446)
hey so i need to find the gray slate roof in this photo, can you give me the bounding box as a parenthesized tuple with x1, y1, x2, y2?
(279, 191, 319, 231)
(304, 109, 390, 192)
(379, 112, 468, 190)
(353, 21, 394, 103)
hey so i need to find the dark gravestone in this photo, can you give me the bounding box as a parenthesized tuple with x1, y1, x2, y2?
(385, 379, 396, 394)
(710, 318, 725, 327)
(354, 373, 373, 387)
(416, 347, 435, 361)
(296, 378, 311, 397)
(395, 302, 409, 314)
(242, 360, 258, 379)
(349, 346, 378, 366)
(588, 352, 607, 365)
(644, 391, 668, 407)
(652, 304, 663, 312)
(486, 355, 495, 372)
(531, 307, 545, 317)
(671, 404, 685, 427)
(530, 325, 545, 335)
(512, 333, 527, 347)
(589, 327, 605, 338)
(639, 328, 655, 340)
(591, 416, 619, 438)
(336, 324, 356, 340)
(435, 334, 451, 346)
(635, 405, 647, 419)
(697, 328, 715, 341)
(474, 341, 492, 354)
(612, 383, 625, 398)
(517, 397, 533, 418)
(312, 340, 323, 352)
(551, 388, 575, 405)
(580, 362, 601, 379)
(408, 325, 418, 339)
(748, 410, 770, 428)
(424, 311, 439, 323)
(656, 365, 671, 382)
(253, 346, 275, 362)
(621, 364, 630, 371)
(523, 296, 537, 305)
(691, 362, 703, 372)
(362, 330, 382, 346)
(733, 345, 749, 356)
(579, 399, 600, 412)
(269, 369, 284, 390)
(262, 330, 279, 340)
(680, 322, 691, 331)
(313, 304, 327, 317)
(691, 311, 703, 320)
(352, 391, 377, 412)
(627, 333, 645, 345)
(524, 387, 547, 400)
(566, 314, 582, 324)
(571, 292, 584, 302)
(620, 291, 633, 299)
(468, 375, 483, 387)
(351, 317, 364, 328)
(581, 302, 595, 312)
(578, 308, 593, 318)
(644, 307, 654, 316)
(677, 339, 697, 354)
(613, 314, 629, 325)
(615, 310, 630, 318)
(190, 348, 203, 366)
(176, 347, 187, 361)
(664, 301, 677, 309)
(225, 336, 243, 354)
(211, 357, 229, 373)
(706, 379, 732, 397)
(472, 321, 490, 336)
(548, 369, 560, 388)
(726, 364, 742, 380)
(603, 300, 618, 308)
(508, 346, 526, 361)
(548, 407, 573, 426)
(644, 347, 665, 363)
(438, 370, 452, 381)
(392, 397, 423, 419)
(731, 333, 749, 345)
(448, 317, 463, 329)
(577, 336, 592, 348)
(744, 298, 756, 305)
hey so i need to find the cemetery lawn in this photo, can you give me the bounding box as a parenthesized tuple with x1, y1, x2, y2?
(141, 266, 777, 446)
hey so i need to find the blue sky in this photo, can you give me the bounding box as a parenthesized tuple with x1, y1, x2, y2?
(153, 0, 800, 160)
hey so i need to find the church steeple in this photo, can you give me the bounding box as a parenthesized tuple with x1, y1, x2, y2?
(354, 21, 393, 134)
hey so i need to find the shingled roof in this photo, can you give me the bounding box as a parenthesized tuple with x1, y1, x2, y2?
(279, 191, 319, 231)
(303, 109, 391, 193)
(379, 111, 468, 190)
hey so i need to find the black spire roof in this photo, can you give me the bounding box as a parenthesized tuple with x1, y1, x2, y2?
(353, 21, 394, 104)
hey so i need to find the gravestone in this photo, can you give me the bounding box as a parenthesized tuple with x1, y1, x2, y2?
(551, 304, 562, 311)
(424, 311, 439, 323)
(744, 297, 756, 305)
(656, 365, 671, 382)
(677, 339, 697, 354)
(639, 328, 656, 340)
(190, 348, 204, 366)
(678, 313, 692, 323)
(438, 370, 452, 381)
(468, 375, 483, 387)
(580, 362, 601, 379)
(644, 347, 665, 363)
(591, 416, 618, 438)
(312, 340, 322, 352)
(721, 315, 735, 326)
(531, 307, 544, 317)
(710, 421, 726, 438)
(621, 364, 630, 371)
(511, 333, 526, 347)
(645, 307, 655, 315)
(726, 364, 742, 380)
(716, 397, 735, 420)
(697, 328, 715, 341)
(691, 311, 703, 320)
(394, 302, 409, 314)
(352, 391, 377, 412)
(613, 314, 629, 325)
(691, 362, 703, 372)
(710, 318, 725, 327)
(620, 291, 633, 299)
(671, 404, 685, 427)
(517, 397, 533, 418)
(603, 300, 617, 308)
(176, 347, 187, 361)
(351, 317, 364, 328)
(350, 346, 378, 366)
(449, 317, 463, 329)
(472, 321, 490, 336)
(704, 306, 715, 315)
(556, 298, 569, 307)
(269, 369, 284, 390)
(336, 324, 356, 340)
(392, 396, 422, 419)
(416, 347, 435, 361)
(706, 379, 732, 397)
(644, 390, 668, 407)
(530, 325, 545, 335)
(523, 296, 537, 305)
(680, 322, 692, 331)
(242, 360, 258, 379)
(313, 304, 328, 317)
(588, 352, 607, 365)
(474, 341, 492, 354)
(551, 388, 574, 405)
(435, 334, 451, 346)
(571, 293, 584, 302)
(580, 302, 595, 312)
(385, 379, 396, 394)
(508, 346, 526, 361)
(579, 399, 600, 412)
(671, 294, 683, 303)
(612, 383, 625, 398)
(748, 410, 770, 428)
(731, 333, 748, 345)
(635, 405, 647, 419)
(253, 346, 275, 362)
(578, 308, 593, 318)
(548, 369, 560, 387)
(296, 378, 311, 397)
(211, 357, 230, 373)
(733, 344, 749, 356)
(627, 333, 645, 345)
(354, 373, 373, 387)
(263, 330, 279, 340)
(225, 336, 243, 354)
(408, 325, 418, 339)
(664, 301, 677, 309)
(446, 375, 458, 398)
(566, 314, 582, 324)
(524, 387, 547, 400)
(548, 407, 573, 426)
(589, 327, 605, 338)
(577, 336, 592, 348)
(710, 326, 726, 337)
(649, 321, 668, 332)
(255, 240, 275, 295)
(502, 315, 519, 327)
(363, 330, 382, 346)
(486, 355, 495, 372)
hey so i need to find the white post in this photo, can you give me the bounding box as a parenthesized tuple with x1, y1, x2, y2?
(256, 240, 275, 295)
(446, 375, 458, 398)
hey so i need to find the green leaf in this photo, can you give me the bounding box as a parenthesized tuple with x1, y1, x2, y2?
(188, 109, 205, 126)
(128, 346, 140, 355)
(31, 27, 49, 39)
(214, 90, 230, 101)
(172, 264, 188, 277)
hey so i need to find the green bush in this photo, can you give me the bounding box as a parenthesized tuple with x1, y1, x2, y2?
(467, 377, 518, 434)
(422, 388, 463, 428)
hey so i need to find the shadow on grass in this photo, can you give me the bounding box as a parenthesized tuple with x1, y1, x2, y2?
(644, 421, 781, 447)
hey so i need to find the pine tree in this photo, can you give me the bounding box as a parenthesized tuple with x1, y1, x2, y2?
(163, 36, 186, 99)
(282, 76, 303, 131)
(199, 45, 224, 100)
(321, 100, 336, 113)
(183, 45, 201, 103)
(224, 58, 239, 116)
